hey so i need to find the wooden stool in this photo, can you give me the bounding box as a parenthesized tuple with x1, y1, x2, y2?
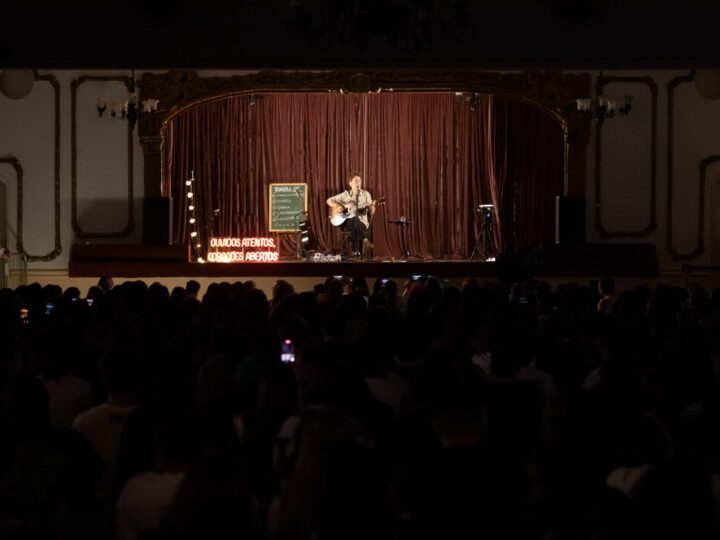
(338, 229, 352, 256)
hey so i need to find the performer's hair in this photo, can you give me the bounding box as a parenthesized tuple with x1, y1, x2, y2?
(346, 170, 362, 184)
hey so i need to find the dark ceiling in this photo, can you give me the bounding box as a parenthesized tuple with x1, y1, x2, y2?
(3, 0, 719, 70)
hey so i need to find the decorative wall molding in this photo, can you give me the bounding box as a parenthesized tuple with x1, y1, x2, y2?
(594, 75, 658, 237)
(0, 156, 23, 254)
(666, 71, 710, 261)
(667, 154, 719, 260)
(137, 69, 591, 198)
(70, 75, 135, 238)
(34, 73, 63, 261)
(1, 73, 62, 262)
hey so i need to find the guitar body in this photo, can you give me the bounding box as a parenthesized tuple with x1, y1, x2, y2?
(329, 209, 352, 227)
(328, 197, 385, 227)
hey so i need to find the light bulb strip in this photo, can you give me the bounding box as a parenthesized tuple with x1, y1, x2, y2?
(185, 170, 205, 263)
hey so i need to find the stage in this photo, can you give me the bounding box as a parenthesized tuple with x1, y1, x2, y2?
(69, 243, 659, 279)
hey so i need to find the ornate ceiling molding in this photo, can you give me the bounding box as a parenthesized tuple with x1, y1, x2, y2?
(138, 69, 591, 198)
(139, 69, 590, 119)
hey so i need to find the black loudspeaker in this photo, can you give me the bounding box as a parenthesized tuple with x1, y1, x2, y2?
(555, 196, 585, 245)
(142, 197, 173, 245)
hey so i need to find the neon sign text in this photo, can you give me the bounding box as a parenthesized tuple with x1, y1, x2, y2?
(207, 237, 279, 263)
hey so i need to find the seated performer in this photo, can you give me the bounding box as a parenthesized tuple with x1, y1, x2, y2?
(326, 171, 376, 257)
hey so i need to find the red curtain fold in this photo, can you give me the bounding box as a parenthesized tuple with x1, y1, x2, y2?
(363, 92, 495, 258)
(504, 97, 565, 250)
(165, 92, 562, 259)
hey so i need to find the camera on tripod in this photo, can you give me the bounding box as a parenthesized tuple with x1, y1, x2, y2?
(470, 204, 496, 261)
(475, 204, 494, 223)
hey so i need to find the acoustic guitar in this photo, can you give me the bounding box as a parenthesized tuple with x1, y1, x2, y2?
(329, 196, 386, 227)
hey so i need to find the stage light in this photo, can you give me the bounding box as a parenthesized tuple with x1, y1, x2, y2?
(188, 205, 194, 211)
(190, 231, 197, 237)
(186, 180, 192, 186)
(189, 218, 195, 224)
(456, 92, 480, 111)
(187, 192, 193, 198)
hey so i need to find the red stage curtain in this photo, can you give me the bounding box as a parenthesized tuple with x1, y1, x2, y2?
(503, 97, 565, 251)
(165, 92, 562, 259)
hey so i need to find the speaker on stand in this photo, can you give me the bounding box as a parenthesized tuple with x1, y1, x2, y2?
(142, 197, 173, 245)
(555, 196, 585, 246)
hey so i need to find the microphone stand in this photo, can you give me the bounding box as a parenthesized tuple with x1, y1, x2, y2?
(389, 216, 415, 260)
(293, 189, 306, 260)
(295, 209, 307, 260)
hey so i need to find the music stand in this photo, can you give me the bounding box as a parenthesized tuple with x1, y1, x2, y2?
(389, 216, 417, 260)
(470, 204, 497, 261)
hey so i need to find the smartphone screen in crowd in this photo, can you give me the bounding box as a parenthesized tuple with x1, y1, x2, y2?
(281, 339, 295, 364)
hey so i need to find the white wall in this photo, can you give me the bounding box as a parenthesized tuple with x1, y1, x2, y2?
(1, 68, 719, 284)
(0, 70, 146, 265)
(585, 70, 720, 273)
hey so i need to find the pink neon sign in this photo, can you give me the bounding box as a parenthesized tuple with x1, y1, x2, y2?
(207, 237, 279, 263)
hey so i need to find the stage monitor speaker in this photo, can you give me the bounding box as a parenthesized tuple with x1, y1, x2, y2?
(143, 197, 173, 245)
(555, 195, 585, 245)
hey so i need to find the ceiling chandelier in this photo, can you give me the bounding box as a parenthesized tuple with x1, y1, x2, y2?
(288, 0, 471, 53)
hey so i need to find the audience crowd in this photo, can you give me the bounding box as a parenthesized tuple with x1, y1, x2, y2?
(1, 273, 719, 539)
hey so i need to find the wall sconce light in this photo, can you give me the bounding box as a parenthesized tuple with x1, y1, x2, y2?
(96, 71, 160, 128)
(576, 72, 633, 124)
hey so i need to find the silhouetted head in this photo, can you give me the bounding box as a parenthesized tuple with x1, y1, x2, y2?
(599, 276, 615, 296)
(1, 373, 50, 438)
(185, 279, 201, 298)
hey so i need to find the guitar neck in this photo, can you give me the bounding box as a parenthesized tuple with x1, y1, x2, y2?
(356, 197, 384, 209)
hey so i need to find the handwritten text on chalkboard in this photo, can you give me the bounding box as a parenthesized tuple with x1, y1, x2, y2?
(269, 183, 307, 232)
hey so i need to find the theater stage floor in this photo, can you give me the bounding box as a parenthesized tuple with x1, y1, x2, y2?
(69, 243, 658, 280)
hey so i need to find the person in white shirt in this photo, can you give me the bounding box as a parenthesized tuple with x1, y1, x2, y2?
(327, 171, 376, 257)
(72, 348, 140, 506)
(114, 415, 201, 540)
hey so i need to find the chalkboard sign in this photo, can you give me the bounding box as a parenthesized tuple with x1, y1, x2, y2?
(269, 183, 308, 232)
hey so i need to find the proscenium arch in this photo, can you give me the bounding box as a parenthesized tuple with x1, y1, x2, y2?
(138, 70, 591, 199)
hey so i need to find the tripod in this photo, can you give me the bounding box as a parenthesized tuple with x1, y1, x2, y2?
(470, 207, 497, 261)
